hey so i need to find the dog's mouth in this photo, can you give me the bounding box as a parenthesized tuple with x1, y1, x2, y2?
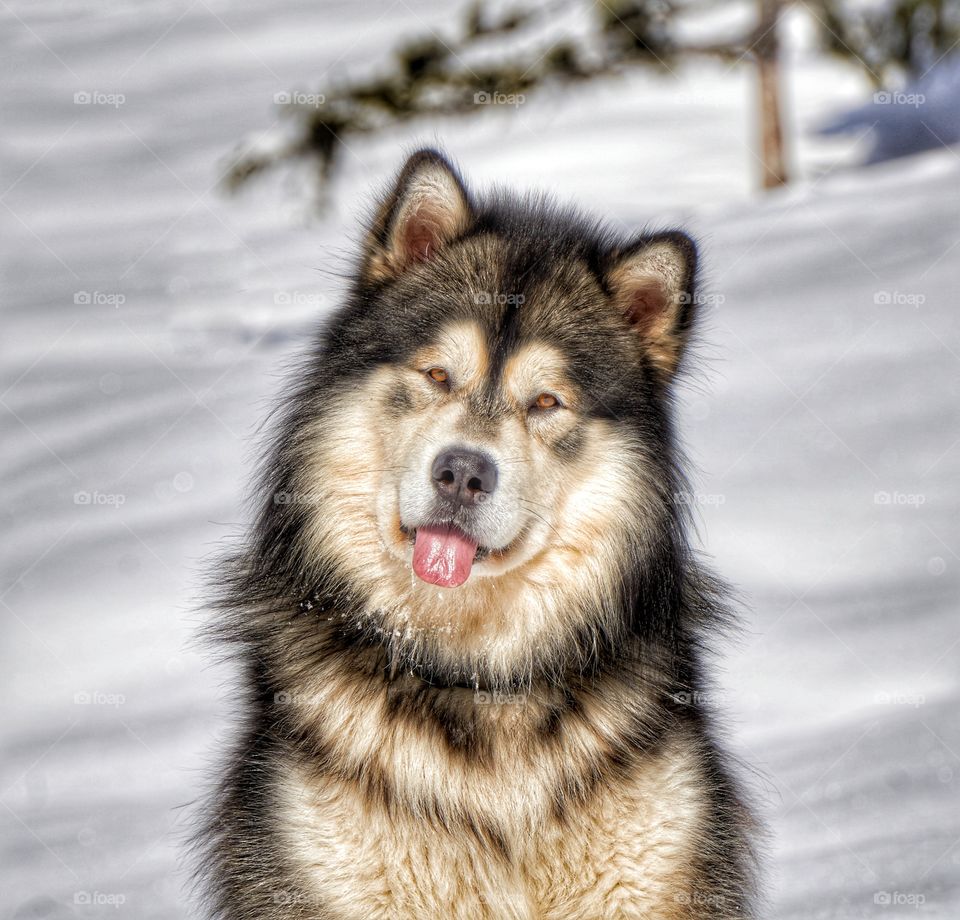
(399, 524, 493, 588)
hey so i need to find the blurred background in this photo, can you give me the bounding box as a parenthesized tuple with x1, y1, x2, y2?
(2, 1, 959, 917)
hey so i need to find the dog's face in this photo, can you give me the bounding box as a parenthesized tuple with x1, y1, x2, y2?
(388, 318, 596, 588)
(294, 151, 697, 677)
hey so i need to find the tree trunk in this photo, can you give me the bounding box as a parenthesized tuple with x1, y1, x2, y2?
(756, 0, 788, 188)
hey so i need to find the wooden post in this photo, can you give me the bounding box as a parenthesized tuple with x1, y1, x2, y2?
(756, 0, 788, 188)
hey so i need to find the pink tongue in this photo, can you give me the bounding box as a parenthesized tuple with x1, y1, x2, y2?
(412, 525, 479, 588)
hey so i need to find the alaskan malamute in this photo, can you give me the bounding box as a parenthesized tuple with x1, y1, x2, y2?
(200, 149, 758, 918)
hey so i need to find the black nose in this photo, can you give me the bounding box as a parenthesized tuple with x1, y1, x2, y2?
(431, 448, 498, 507)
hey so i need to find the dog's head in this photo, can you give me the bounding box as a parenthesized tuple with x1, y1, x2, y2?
(277, 150, 700, 680)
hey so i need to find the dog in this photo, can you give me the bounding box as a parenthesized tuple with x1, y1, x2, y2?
(198, 149, 758, 918)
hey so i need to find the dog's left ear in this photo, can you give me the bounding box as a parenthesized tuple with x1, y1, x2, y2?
(362, 148, 473, 283)
(605, 231, 698, 378)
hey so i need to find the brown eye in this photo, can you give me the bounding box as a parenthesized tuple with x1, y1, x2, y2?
(533, 393, 559, 410)
(427, 367, 448, 385)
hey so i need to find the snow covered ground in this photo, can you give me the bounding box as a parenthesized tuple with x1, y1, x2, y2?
(2, 1, 958, 917)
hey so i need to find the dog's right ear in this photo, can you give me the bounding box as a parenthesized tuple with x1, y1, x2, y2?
(362, 149, 473, 283)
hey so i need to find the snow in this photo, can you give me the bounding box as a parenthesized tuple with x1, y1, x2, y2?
(2, 1, 959, 918)
(818, 54, 960, 164)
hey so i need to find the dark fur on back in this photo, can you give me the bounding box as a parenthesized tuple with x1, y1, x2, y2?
(195, 150, 759, 919)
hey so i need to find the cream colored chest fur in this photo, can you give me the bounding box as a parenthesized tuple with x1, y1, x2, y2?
(277, 737, 705, 920)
